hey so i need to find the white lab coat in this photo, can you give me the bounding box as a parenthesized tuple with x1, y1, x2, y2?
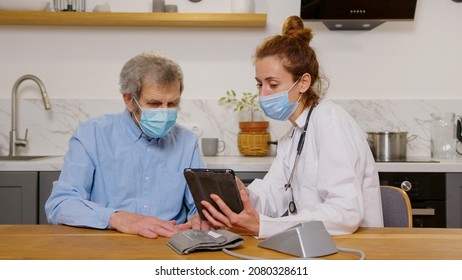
(248, 98, 384, 238)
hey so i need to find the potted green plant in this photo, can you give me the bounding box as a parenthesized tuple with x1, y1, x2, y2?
(218, 90, 261, 120)
(218, 90, 270, 156)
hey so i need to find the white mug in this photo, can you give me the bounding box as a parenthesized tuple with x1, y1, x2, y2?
(201, 138, 225, 156)
(230, 0, 255, 13)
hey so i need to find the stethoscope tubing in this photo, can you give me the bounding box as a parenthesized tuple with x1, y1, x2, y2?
(284, 105, 315, 214)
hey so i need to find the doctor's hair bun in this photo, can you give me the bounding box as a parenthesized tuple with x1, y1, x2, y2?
(282, 15, 313, 45)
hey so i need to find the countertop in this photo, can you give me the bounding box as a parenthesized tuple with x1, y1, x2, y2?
(3, 225, 462, 260)
(1, 155, 462, 173)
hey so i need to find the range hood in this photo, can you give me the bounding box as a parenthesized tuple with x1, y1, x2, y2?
(300, 0, 417, 30)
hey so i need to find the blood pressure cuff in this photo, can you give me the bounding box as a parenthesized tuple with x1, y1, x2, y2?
(167, 229, 244, 255)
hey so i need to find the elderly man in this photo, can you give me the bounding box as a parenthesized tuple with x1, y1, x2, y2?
(46, 52, 207, 238)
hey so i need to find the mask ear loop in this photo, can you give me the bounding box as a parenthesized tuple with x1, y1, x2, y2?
(288, 77, 305, 109)
(132, 97, 150, 138)
(288, 77, 301, 94)
(132, 97, 142, 111)
(131, 97, 145, 122)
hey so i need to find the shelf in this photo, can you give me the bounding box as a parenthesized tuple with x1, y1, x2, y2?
(0, 11, 267, 28)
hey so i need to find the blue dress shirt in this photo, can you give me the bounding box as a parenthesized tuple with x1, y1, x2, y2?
(45, 109, 205, 229)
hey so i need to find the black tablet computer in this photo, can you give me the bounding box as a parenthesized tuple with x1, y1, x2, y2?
(184, 168, 244, 220)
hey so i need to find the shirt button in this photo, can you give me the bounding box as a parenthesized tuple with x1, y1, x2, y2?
(145, 176, 150, 181)
(143, 205, 148, 209)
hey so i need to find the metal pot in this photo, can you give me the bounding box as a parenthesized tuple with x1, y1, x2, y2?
(367, 131, 416, 162)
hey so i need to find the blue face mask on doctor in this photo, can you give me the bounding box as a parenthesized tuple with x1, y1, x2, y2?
(259, 79, 300, 121)
(133, 98, 177, 139)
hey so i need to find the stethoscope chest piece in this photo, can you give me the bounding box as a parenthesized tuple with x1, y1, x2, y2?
(289, 201, 297, 214)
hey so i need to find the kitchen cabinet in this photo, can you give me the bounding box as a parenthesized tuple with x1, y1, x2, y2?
(234, 171, 266, 186)
(38, 171, 60, 224)
(0, 11, 267, 28)
(446, 173, 462, 228)
(0, 171, 37, 224)
(0, 171, 60, 225)
(379, 172, 447, 228)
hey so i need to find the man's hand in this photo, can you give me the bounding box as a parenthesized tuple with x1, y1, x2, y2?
(109, 211, 184, 238)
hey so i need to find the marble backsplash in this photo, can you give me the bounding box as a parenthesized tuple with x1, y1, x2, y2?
(1, 98, 461, 158)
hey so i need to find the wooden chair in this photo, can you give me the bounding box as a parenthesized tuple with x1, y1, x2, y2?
(380, 185, 413, 228)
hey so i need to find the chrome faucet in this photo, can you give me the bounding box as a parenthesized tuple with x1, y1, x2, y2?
(9, 75, 52, 156)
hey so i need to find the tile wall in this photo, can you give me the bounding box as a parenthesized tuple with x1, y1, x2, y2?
(1, 98, 461, 158)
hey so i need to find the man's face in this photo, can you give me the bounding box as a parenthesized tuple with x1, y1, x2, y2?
(124, 81, 181, 122)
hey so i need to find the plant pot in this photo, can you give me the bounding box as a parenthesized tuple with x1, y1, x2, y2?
(238, 121, 270, 156)
(239, 121, 269, 133)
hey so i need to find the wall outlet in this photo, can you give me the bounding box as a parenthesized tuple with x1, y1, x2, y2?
(180, 123, 202, 137)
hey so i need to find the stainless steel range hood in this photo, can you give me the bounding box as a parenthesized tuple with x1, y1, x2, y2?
(300, 0, 418, 30)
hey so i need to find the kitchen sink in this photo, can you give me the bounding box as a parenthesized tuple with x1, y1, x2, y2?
(0, 155, 57, 161)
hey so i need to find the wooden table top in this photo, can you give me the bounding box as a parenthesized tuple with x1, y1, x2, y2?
(1, 225, 462, 260)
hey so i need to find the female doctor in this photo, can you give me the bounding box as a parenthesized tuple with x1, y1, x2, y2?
(201, 15, 384, 238)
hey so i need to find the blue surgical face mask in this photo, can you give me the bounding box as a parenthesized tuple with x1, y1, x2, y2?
(133, 98, 177, 139)
(259, 80, 300, 121)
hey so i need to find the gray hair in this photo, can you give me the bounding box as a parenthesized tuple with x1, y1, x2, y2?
(119, 52, 184, 100)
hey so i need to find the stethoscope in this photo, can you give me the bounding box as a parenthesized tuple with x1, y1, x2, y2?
(283, 105, 315, 215)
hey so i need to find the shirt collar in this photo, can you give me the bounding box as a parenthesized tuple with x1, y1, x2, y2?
(294, 107, 311, 129)
(293, 96, 324, 129)
(121, 108, 143, 142)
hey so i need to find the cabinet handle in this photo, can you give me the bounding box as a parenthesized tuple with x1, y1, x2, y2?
(412, 208, 435, 216)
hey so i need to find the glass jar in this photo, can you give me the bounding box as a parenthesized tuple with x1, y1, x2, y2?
(54, 0, 85, 12)
(431, 112, 456, 159)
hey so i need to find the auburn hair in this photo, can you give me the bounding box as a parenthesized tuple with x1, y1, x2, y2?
(254, 15, 327, 108)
